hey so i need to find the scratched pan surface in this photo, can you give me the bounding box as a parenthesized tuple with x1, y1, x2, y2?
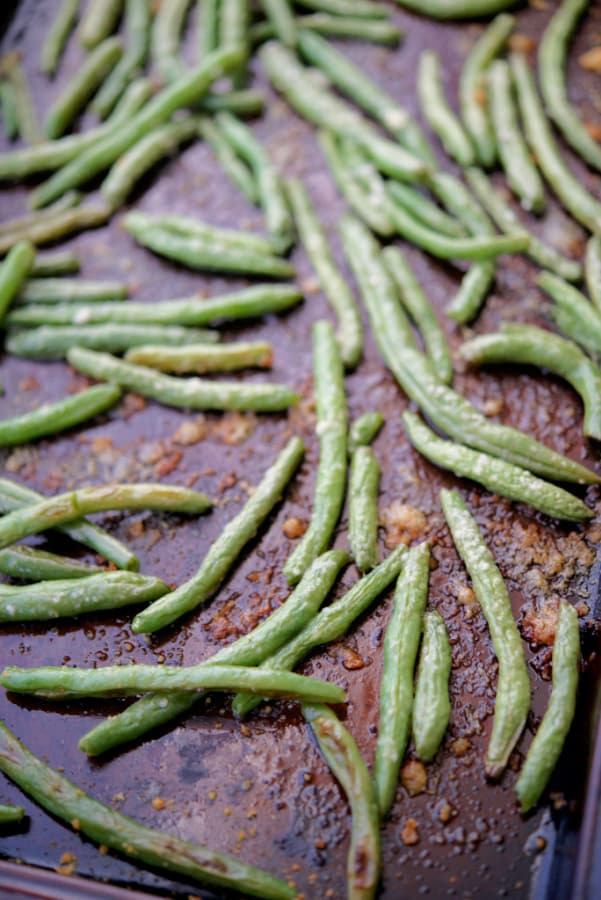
(1, 1, 601, 898)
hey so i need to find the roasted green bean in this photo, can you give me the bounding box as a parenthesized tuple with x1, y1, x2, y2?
(199, 0, 220, 58)
(586, 236, 601, 311)
(418, 50, 475, 167)
(152, 0, 193, 83)
(2, 52, 42, 145)
(199, 116, 258, 204)
(124, 340, 272, 373)
(388, 182, 465, 239)
(40, 0, 79, 76)
(413, 610, 452, 763)
(7, 324, 218, 359)
(15, 278, 128, 305)
(349, 446, 380, 573)
(30, 251, 80, 277)
(0, 803, 24, 823)
(296, 0, 389, 15)
(0, 204, 111, 255)
(261, 0, 297, 47)
(80, 0, 123, 48)
(0, 546, 103, 581)
(93, 0, 151, 117)
(0, 241, 35, 324)
(348, 412, 384, 452)
(392, 1, 520, 18)
(538, 271, 601, 359)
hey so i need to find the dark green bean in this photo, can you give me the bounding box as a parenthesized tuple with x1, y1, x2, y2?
(0, 241, 35, 324)
(538, 271, 601, 359)
(413, 610, 452, 763)
(0, 204, 111, 256)
(0, 546, 103, 581)
(0, 803, 25, 823)
(349, 446, 380, 573)
(0, 79, 18, 140)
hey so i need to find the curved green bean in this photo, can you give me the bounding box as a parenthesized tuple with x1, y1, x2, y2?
(374, 542, 430, 816)
(261, 0, 297, 47)
(427, 170, 493, 236)
(0, 722, 295, 900)
(219, 0, 250, 86)
(253, 15, 401, 45)
(93, 0, 151, 118)
(388, 182, 465, 239)
(515, 601, 580, 812)
(124, 340, 272, 373)
(0, 571, 169, 623)
(413, 610, 452, 763)
(200, 88, 265, 117)
(338, 136, 395, 233)
(304, 704, 381, 900)
(127, 210, 278, 255)
(296, 0, 389, 15)
(538, 271, 601, 359)
(0, 546, 103, 581)
(586, 236, 601, 311)
(40, 0, 79, 76)
(393, 1, 520, 18)
(7, 324, 219, 359)
(446, 261, 495, 325)
(418, 50, 475, 167)
(283, 321, 348, 585)
(15, 278, 128, 304)
(2, 52, 42, 144)
(348, 412, 384, 452)
(0, 204, 111, 255)
(349, 446, 380, 573)
(30, 251, 80, 277)
(441, 488, 530, 778)
(0, 383, 122, 447)
(0, 803, 25, 823)
(80, 0, 123, 48)
(199, 116, 259, 204)
(131, 436, 304, 633)
(0, 241, 35, 324)
(199, 0, 220, 58)
(152, 0, 193, 83)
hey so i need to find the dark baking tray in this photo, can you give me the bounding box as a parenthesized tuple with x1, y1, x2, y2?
(1, 1, 601, 898)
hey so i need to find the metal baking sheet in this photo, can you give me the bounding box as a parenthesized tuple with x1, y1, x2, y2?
(1, 1, 601, 898)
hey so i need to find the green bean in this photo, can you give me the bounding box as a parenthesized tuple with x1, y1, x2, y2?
(0, 204, 111, 256)
(0, 383, 122, 448)
(261, 0, 297, 47)
(128, 210, 278, 255)
(340, 214, 599, 485)
(418, 50, 475, 167)
(447, 261, 495, 325)
(441, 488, 530, 778)
(388, 182, 465, 239)
(256, 14, 401, 45)
(283, 322, 347, 585)
(488, 59, 545, 214)
(404, 411, 591, 521)
(131, 436, 304, 634)
(511, 52, 601, 237)
(152, 0, 193, 83)
(0, 546, 104, 581)
(214, 113, 294, 253)
(349, 446, 380, 573)
(0, 79, 152, 180)
(0, 722, 295, 900)
(233, 543, 407, 719)
(0, 241, 35, 324)
(0, 803, 24, 823)
(200, 88, 265, 117)
(319, 131, 394, 238)
(199, 0, 220, 58)
(30, 46, 244, 208)
(2, 53, 42, 145)
(374, 542, 429, 816)
(6, 324, 218, 359)
(515, 601, 580, 812)
(80, 0, 123, 48)
(0, 80, 18, 141)
(348, 411, 384, 452)
(199, 116, 258, 204)
(461, 324, 601, 440)
(79, 549, 347, 754)
(7, 283, 302, 327)
(45, 37, 123, 139)
(465, 168, 583, 282)
(459, 13, 514, 167)
(0, 194, 82, 240)
(303, 704, 381, 900)
(286, 177, 362, 369)
(392, 1, 520, 17)
(538, 271, 601, 359)
(338, 136, 396, 233)
(0, 483, 212, 552)
(101, 118, 199, 209)
(220, 0, 250, 86)
(124, 340, 272, 373)
(93, 0, 151, 117)
(297, 30, 433, 164)
(30, 251, 80, 277)
(260, 42, 429, 184)
(413, 610, 451, 763)
(0, 571, 169, 623)
(427, 170, 493, 237)
(539, 0, 601, 173)
(66, 347, 298, 412)
(0, 478, 139, 572)
(40, 0, 79, 76)
(296, 0, 389, 17)
(382, 245, 452, 384)
(586, 236, 601, 311)
(15, 278, 128, 305)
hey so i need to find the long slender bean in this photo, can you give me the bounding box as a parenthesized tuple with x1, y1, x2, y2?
(199, 116, 258, 204)
(131, 437, 304, 633)
(40, 0, 79, 76)
(383, 245, 452, 384)
(16, 278, 128, 305)
(404, 411, 591, 521)
(0, 483, 212, 552)
(538, 272, 601, 359)
(0, 80, 19, 141)
(30, 251, 80, 277)
(511, 52, 601, 237)
(0, 194, 82, 239)
(515, 601, 580, 812)
(252, 14, 401, 45)
(283, 322, 347, 585)
(349, 446, 380, 573)
(0, 383, 121, 448)
(427, 170, 493, 236)
(2, 53, 42, 145)
(388, 182, 465, 239)
(413, 610, 452, 763)
(0, 722, 295, 900)
(304, 704, 381, 900)
(30, 46, 244, 208)
(67, 347, 297, 411)
(0, 546, 103, 581)
(296, 0, 389, 20)
(340, 213, 599, 484)
(586, 236, 601, 311)
(418, 50, 475, 167)
(233, 543, 407, 719)
(45, 37, 123, 139)
(374, 542, 430, 817)
(0, 571, 168, 623)
(6, 323, 217, 359)
(127, 210, 278, 255)
(261, 0, 297, 47)
(348, 412, 384, 452)
(0, 478, 138, 571)
(459, 13, 514, 167)
(93, 0, 151, 117)
(460, 324, 601, 440)
(447, 261, 495, 325)
(0, 803, 24, 823)
(0, 204, 111, 256)
(152, 0, 193, 83)
(200, 88, 265, 117)
(199, 0, 220, 58)
(539, 0, 601, 173)
(0, 241, 35, 324)
(392, 1, 520, 18)
(7, 283, 302, 327)
(338, 136, 395, 232)
(101, 118, 199, 209)
(80, 0, 123, 48)
(124, 340, 272, 373)
(488, 59, 545, 214)
(465, 167, 583, 282)
(286, 177, 362, 369)
(219, 0, 250, 86)
(79, 549, 347, 754)
(441, 488, 530, 778)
